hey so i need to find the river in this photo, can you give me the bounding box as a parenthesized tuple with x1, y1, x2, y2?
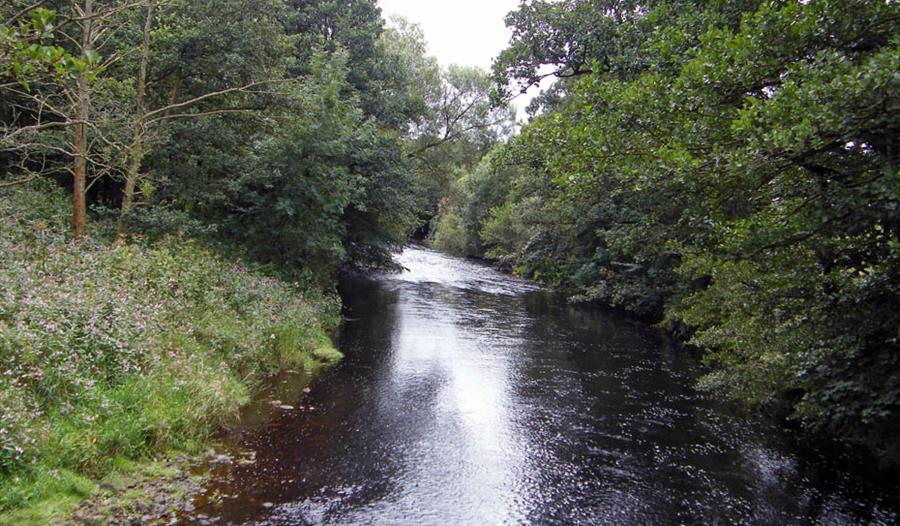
(182, 246, 898, 525)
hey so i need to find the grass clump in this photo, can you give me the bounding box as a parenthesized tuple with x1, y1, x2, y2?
(0, 181, 342, 519)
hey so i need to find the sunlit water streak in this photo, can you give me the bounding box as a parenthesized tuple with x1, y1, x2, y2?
(182, 247, 899, 526)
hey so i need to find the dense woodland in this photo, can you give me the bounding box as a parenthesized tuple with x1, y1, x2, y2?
(0, 0, 898, 521)
(1, 0, 512, 275)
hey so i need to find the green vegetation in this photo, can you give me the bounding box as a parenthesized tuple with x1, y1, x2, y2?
(0, 181, 341, 519)
(435, 0, 899, 463)
(3, 0, 897, 518)
(1, 0, 497, 518)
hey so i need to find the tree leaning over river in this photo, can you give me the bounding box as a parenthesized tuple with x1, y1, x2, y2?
(434, 0, 900, 463)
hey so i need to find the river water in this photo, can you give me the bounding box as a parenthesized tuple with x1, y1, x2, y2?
(184, 246, 898, 525)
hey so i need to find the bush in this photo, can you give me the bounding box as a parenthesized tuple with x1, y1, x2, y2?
(431, 210, 467, 255)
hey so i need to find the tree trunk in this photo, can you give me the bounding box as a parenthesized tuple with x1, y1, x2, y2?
(72, 0, 93, 240)
(117, 0, 156, 243)
(72, 101, 88, 239)
(117, 146, 141, 242)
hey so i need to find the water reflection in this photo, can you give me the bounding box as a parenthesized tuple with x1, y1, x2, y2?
(183, 247, 898, 526)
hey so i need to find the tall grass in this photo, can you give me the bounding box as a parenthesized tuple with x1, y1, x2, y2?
(0, 181, 342, 516)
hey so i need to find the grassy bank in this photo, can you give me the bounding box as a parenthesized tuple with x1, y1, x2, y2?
(0, 182, 343, 524)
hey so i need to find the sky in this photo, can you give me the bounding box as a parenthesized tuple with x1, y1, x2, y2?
(377, 0, 541, 118)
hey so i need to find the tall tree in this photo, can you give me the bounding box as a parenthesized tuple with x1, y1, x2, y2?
(3, 1, 145, 238)
(114, 0, 291, 241)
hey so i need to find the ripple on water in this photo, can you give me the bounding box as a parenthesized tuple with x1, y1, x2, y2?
(182, 247, 900, 526)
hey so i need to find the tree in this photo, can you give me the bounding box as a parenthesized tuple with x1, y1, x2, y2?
(443, 0, 900, 460)
(492, 0, 651, 101)
(0, 5, 74, 188)
(114, 0, 294, 242)
(406, 63, 517, 235)
(411, 65, 515, 158)
(2, 0, 298, 240)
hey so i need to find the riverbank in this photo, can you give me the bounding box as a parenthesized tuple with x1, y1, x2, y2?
(0, 183, 343, 525)
(175, 246, 899, 524)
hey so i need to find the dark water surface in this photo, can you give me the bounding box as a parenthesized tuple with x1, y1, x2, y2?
(183, 247, 898, 525)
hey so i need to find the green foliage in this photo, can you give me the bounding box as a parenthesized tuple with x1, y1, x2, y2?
(0, 182, 341, 511)
(157, 50, 369, 276)
(163, 0, 419, 271)
(432, 210, 466, 255)
(0, 7, 84, 85)
(441, 0, 900, 461)
(400, 44, 517, 234)
(431, 146, 527, 259)
(378, 17, 441, 127)
(2, 0, 425, 275)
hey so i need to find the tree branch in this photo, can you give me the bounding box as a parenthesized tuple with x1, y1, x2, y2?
(144, 80, 290, 120)
(4, 1, 49, 26)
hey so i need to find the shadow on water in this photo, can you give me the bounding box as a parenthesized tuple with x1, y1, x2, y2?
(181, 247, 899, 526)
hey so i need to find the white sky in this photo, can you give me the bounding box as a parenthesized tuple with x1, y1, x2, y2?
(378, 0, 543, 119)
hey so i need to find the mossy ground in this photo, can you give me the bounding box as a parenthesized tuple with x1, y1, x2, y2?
(1, 457, 204, 526)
